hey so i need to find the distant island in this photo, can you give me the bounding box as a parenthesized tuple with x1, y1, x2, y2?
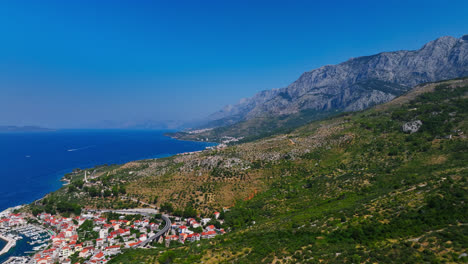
(0, 126, 54, 132)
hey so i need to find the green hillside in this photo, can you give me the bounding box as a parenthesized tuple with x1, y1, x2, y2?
(26, 78, 468, 263)
(108, 78, 468, 263)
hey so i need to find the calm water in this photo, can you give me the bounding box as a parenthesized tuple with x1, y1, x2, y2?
(0, 236, 34, 263)
(0, 129, 214, 212)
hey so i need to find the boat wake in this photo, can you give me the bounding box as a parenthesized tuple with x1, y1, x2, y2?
(67, 145, 95, 152)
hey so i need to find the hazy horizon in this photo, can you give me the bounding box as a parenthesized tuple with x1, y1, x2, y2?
(1, 0, 467, 128)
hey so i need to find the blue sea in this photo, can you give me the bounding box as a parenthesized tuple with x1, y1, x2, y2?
(0, 129, 214, 212)
(0, 236, 34, 263)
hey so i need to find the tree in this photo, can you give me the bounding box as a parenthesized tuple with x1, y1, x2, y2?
(72, 179, 84, 189)
(160, 202, 174, 213)
(207, 219, 222, 229)
(158, 251, 176, 264)
(183, 205, 197, 218)
(103, 189, 112, 197)
(119, 185, 126, 194)
(88, 187, 100, 197)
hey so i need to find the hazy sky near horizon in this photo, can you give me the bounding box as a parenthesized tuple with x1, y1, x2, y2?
(1, 0, 467, 128)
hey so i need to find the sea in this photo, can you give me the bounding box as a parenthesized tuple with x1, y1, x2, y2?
(0, 129, 214, 262)
(0, 129, 214, 211)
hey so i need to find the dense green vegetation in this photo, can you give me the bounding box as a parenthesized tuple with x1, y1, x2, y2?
(110, 79, 468, 263)
(27, 164, 150, 215)
(77, 219, 99, 241)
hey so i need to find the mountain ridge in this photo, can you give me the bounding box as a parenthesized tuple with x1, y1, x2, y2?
(203, 35, 468, 129)
(0, 125, 54, 132)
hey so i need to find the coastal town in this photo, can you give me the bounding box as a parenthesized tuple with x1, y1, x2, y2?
(0, 207, 226, 264)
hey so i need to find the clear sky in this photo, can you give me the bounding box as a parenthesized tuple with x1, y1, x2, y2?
(1, 0, 467, 128)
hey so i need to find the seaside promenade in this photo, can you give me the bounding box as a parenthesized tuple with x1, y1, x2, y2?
(0, 233, 16, 255)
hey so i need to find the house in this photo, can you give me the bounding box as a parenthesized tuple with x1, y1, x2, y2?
(35, 256, 51, 264)
(201, 218, 211, 225)
(79, 247, 94, 258)
(178, 225, 188, 234)
(178, 233, 188, 244)
(165, 235, 179, 241)
(74, 243, 83, 252)
(150, 222, 159, 231)
(186, 233, 201, 242)
(99, 229, 108, 239)
(107, 235, 116, 245)
(105, 245, 121, 255)
(206, 225, 215, 231)
(190, 221, 200, 228)
(139, 234, 147, 241)
(96, 238, 104, 248)
(214, 212, 220, 219)
(61, 246, 72, 258)
(95, 218, 107, 225)
(201, 230, 216, 239)
(117, 228, 130, 236)
(84, 240, 94, 247)
(126, 241, 141, 248)
(42, 248, 58, 259)
(91, 251, 105, 261)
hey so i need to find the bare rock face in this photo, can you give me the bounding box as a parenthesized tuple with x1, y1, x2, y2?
(402, 120, 423, 133)
(206, 35, 468, 128)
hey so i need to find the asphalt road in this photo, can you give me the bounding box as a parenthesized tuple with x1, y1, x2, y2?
(88, 209, 171, 248)
(137, 214, 171, 247)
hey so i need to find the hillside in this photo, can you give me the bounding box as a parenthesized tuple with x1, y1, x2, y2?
(29, 78, 468, 263)
(169, 35, 468, 143)
(113, 78, 468, 263)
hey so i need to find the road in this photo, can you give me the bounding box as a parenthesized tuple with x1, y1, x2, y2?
(128, 197, 156, 208)
(137, 214, 171, 247)
(91, 208, 158, 216)
(88, 209, 171, 248)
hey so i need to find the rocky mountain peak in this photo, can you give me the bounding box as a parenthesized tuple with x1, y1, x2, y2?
(203, 35, 468, 129)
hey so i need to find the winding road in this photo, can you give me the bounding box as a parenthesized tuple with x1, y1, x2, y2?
(88, 209, 171, 248)
(137, 214, 171, 247)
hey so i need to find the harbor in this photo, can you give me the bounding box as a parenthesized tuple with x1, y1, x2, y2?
(0, 217, 52, 264)
(0, 233, 16, 256)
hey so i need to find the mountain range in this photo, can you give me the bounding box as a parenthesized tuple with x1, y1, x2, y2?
(203, 35, 468, 129)
(0, 125, 54, 132)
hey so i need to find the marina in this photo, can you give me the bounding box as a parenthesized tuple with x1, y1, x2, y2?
(0, 234, 16, 256)
(0, 223, 52, 263)
(2, 256, 31, 264)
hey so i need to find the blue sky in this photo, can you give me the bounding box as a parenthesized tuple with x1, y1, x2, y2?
(1, 0, 467, 128)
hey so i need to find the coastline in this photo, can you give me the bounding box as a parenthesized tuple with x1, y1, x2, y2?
(0, 133, 217, 261)
(0, 130, 216, 213)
